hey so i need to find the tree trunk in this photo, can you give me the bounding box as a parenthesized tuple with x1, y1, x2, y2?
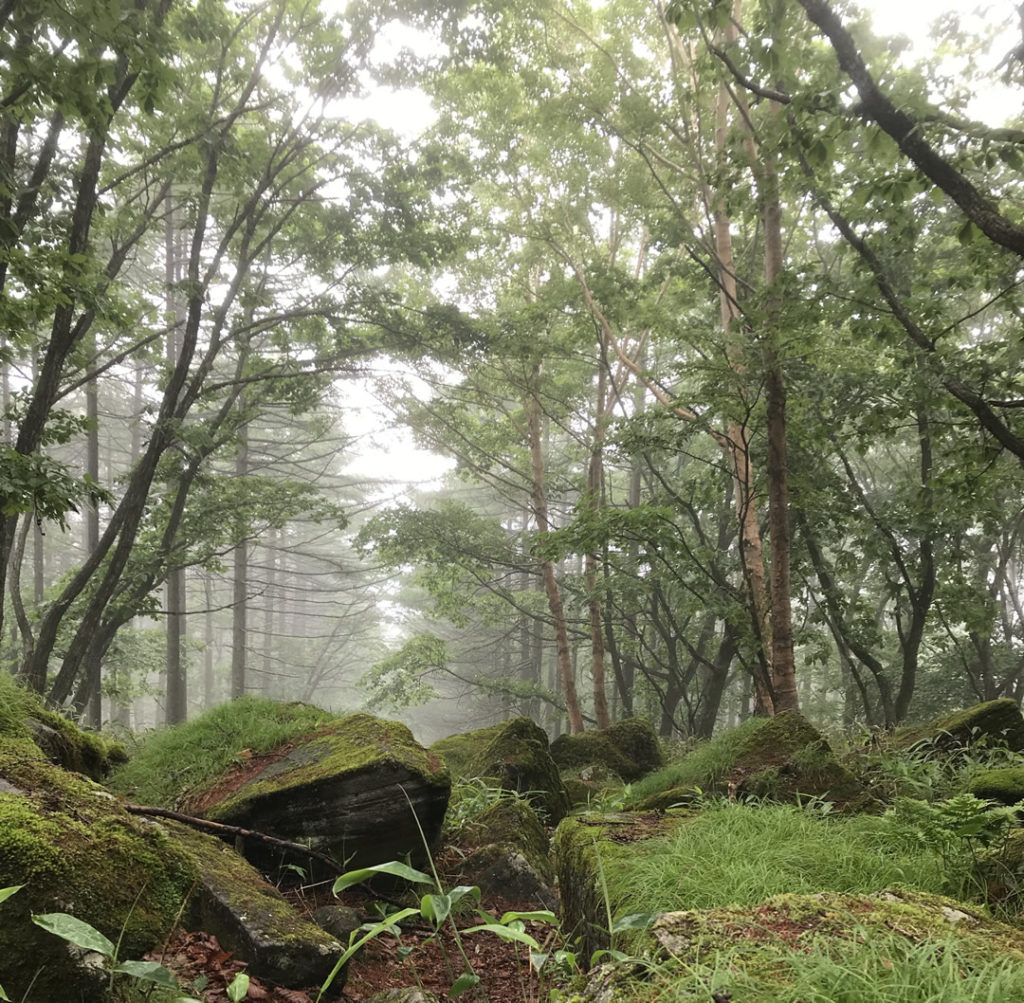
(526, 366, 584, 733)
(231, 425, 249, 700)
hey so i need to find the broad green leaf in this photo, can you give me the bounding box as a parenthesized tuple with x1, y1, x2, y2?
(421, 892, 451, 925)
(498, 909, 556, 925)
(32, 913, 115, 957)
(332, 861, 432, 896)
(226, 971, 250, 1001)
(0, 886, 22, 905)
(462, 922, 541, 949)
(112, 961, 179, 988)
(449, 972, 481, 997)
(611, 912, 657, 933)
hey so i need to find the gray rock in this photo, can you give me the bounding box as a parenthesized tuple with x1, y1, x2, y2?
(366, 990, 443, 1003)
(311, 904, 365, 942)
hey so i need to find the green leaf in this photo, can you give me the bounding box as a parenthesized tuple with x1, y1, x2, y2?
(0, 886, 22, 905)
(421, 892, 451, 925)
(956, 218, 983, 246)
(332, 861, 432, 896)
(611, 912, 657, 933)
(461, 922, 542, 949)
(449, 972, 481, 997)
(32, 913, 115, 957)
(112, 961, 179, 988)
(226, 971, 250, 1001)
(498, 909, 556, 925)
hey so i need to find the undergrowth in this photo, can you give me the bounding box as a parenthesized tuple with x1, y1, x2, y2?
(603, 801, 949, 916)
(633, 930, 1024, 1002)
(105, 696, 336, 806)
(626, 717, 764, 804)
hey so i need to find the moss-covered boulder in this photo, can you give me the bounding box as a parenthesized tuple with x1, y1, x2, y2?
(897, 699, 1024, 755)
(551, 718, 663, 784)
(967, 767, 1024, 805)
(183, 712, 451, 875)
(553, 812, 681, 964)
(452, 797, 556, 909)
(628, 712, 866, 812)
(171, 822, 343, 989)
(0, 671, 125, 780)
(0, 738, 196, 1002)
(433, 717, 569, 825)
(575, 889, 1024, 1000)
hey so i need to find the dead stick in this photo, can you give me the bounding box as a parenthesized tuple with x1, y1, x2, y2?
(123, 803, 342, 873)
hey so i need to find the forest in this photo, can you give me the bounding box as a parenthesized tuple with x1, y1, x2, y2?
(1, 0, 1023, 744)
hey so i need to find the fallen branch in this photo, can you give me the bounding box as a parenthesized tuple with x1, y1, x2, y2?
(123, 803, 341, 874)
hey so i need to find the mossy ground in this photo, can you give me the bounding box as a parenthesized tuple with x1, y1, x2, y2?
(895, 698, 1024, 755)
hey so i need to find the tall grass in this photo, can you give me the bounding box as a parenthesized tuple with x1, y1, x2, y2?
(603, 802, 949, 916)
(106, 696, 335, 805)
(646, 931, 1024, 1002)
(626, 717, 765, 804)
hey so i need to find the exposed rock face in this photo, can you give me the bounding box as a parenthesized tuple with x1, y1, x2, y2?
(432, 717, 569, 825)
(186, 713, 451, 875)
(967, 767, 1024, 805)
(551, 718, 663, 783)
(0, 738, 196, 1003)
(630, 711, 866, 812)
(897, 699, 1024, 755)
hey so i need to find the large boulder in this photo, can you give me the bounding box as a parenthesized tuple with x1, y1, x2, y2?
(184, 713, 451, 875)
(433, 718, 569, 825)
(0, 738, 196, 1003)
(896, 699, 1024, 755)
(628, 712, 866, 812)
(551, 718, 663, 783)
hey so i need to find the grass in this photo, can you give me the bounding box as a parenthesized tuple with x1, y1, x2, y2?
(106, 696, 335, 805)
(0, 671, 39, 740)
(626, 716, 764, 804)
(602, 801, 949, 916)
(635, 930, 1024, 1002)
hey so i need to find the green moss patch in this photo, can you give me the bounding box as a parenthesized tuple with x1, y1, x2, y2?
(896, 699, 1024, 756)
(551, 718, 663, 784)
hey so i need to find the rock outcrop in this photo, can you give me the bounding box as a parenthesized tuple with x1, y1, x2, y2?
(896, 699, 1024, 755)
(185, 713, 451, 875)
(551, 718, 663, 783)
(432, 717, 569, 825)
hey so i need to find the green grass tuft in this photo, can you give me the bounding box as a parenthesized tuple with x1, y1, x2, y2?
(604, 802, 948, 916)
(627, 716, 765, 803)
(106, 697, 336, 806)
(0, 672, 39, 741)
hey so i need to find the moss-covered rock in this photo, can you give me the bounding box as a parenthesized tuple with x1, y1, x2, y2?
(170, 822, 343, 989)
(430, 722, 507, 781)
(553, 813, 680, 964)
(0, 739, 196, 1002)
(629, 712, 866, 811)
(897, 699, 1024, 755)
(184, 712, 450, 875)
(433, 718, 569, 825)
(453, 797, 556, 909)
(551, 718, 662, 784)
(0, 672, 125, 780)
(967, 767, 1024, 805)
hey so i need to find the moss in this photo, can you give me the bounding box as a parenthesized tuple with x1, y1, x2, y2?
(465, 797, 553, 881)
(194, 712, 449, 821)
(629, 713, 866, 811)
(967, 767, 1024, 805)
(897, 699, 1024, 755)
(551, 720, 663, 785)
(430, 722, 507, 780)
(553, 813, 680, 964)
(0, 739, 196, 1003)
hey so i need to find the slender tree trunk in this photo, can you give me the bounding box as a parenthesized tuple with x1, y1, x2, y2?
(586, 350, 611, 729)
(83, 335, 103, 726)
(526, 366, 584, 733)
(231, 426, 249, 700)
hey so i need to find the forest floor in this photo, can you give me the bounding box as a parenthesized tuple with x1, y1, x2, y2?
(151, 848, 556, 1003)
